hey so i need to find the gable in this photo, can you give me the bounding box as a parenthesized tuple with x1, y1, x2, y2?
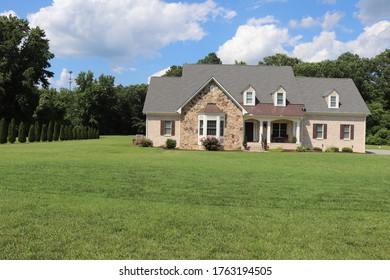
(177, 77, 247, 115)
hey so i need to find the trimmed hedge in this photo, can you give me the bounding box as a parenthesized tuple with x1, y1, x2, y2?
(166, 139, 177, 149)
(342, 147, 353, 153)
(325, 146, 339, 153)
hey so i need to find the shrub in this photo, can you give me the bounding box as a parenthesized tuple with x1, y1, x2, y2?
(290, 135, 297, 143)
(53, 122, 59, 141)
(47, 121, 53, 142)
(201, 136, 222, 151)
(296, 146, 311, 152)
(0, 117, 7, 144)
(166, 138, 177, 149)
(269, 146, 284, 152)
(342, 147, 353, 153)
(7, 118, 16, 143)
(59, 125, 65, 141)
(313, 147, 323, 152)
(139, 138, 153, 147)
(18, 121, 26, 143)
(41, 124, 48, 142)
(34, 122, 41, 142)
(325, 146, 339, 153)
(28, 124, 35, 143)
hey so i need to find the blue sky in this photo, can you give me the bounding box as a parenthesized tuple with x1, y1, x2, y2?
(2, 0, 390, 88)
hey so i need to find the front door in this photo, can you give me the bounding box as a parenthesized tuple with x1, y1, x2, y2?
(245, 122, 254, 142)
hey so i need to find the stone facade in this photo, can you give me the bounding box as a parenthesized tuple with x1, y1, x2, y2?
(301, 114, 366, 153)
(180, 82, 244, 150)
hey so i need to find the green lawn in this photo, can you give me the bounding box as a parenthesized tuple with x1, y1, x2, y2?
(0, 136, 389, 260)
(366, 145, 390, 150)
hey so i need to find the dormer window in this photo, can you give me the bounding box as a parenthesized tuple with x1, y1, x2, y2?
(324, 89, 339, 109)
(243, 86, 256, 106)
(330, 95, 338, 108)
(246, 92, 253, 104)
(277, 93, 284, 106)
(273, 86, 286, 107)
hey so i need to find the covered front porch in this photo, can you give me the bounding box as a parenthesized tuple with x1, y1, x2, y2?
(244, 117, 302, 150)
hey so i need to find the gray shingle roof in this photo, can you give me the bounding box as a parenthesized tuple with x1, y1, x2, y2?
(296, 77, 370, 115)
(143, 64, 370, 116)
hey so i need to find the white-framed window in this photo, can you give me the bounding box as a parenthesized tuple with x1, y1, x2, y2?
(273, 87, 286, 107)
(207, 120, 217, 136)
(199, 120, 204, 136)
(164, 121, 172, 135)
(327, 92, 339, 108)
(313, 123, 327, 139)
(316, 124, 323, 139)
(243, 87, 256, 106)
(198, 115, 225, 141)
(341, 124, 354, 140)
(277, 93, 284, 106)
(343, 125, 350, 139)
(220, 120, 224, 137)
(160, 120, 175, 136)
(246, 92, 253, 104)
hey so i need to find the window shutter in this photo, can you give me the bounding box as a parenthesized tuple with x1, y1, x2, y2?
(351, 125, 354, 140)
(313, 124, 317, 139)
(324, 124, 327, 139)
(340, 125, 344, 139)
(160, 121, 164, 136)
(171, 121, 175, 136)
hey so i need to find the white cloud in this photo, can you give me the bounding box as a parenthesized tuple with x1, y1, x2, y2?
(292, 20, 390, 61)
(1, 10, 18, 17)
(148, 67, 171, 83)
(28, 0, 236, 60)
(218, 16, 390, 64)
(289, 11, 344, 31)
(112, 66, 137, 74)
(217, 17, 290, 64)
(50, 68, 71, 90)
(356, 0, 390, 25)
(322, 11, 344, 30)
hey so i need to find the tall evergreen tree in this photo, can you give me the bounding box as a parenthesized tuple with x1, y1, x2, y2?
(28, 124, 35, 143)
(59, 125, 65, 141)
(53, 122, 59, 141)
(0, 118, 7, 144)
(7, 118, 16, 143)
(47, 121, 53, 142)
(34, 121, 41, 142)
(18, 121, 26, 143)
(41, 124, 48, 142)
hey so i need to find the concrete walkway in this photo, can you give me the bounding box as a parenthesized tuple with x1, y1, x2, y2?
(366, 149, 390, 155)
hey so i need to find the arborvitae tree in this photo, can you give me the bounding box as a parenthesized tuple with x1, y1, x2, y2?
(53, 122, 59, 141)
(18, 121, 26, 143)
(34, 121, 41, 142)
(7, 118, 17, 143)
(47, 121, 53, 142)
(0, 117, 7, 144)
(59, 125, 65, 141)
(41, 124, 48, 142)
(64, 126, 69, 140)
(68, 126, 73, 140)
(28, 124, 35, 143)
(72, 127, 77, 140)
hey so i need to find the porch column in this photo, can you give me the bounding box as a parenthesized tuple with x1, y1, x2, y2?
(266, 120, 271, 144)
(259, 121, 263, 143)
(296, 119, 301, 144)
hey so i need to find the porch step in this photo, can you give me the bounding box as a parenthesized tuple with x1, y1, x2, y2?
(247, 142, 264, 152)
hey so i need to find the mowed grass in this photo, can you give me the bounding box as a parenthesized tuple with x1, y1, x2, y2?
(366, 145, 390, 150)
(0, 136, 389, 260)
